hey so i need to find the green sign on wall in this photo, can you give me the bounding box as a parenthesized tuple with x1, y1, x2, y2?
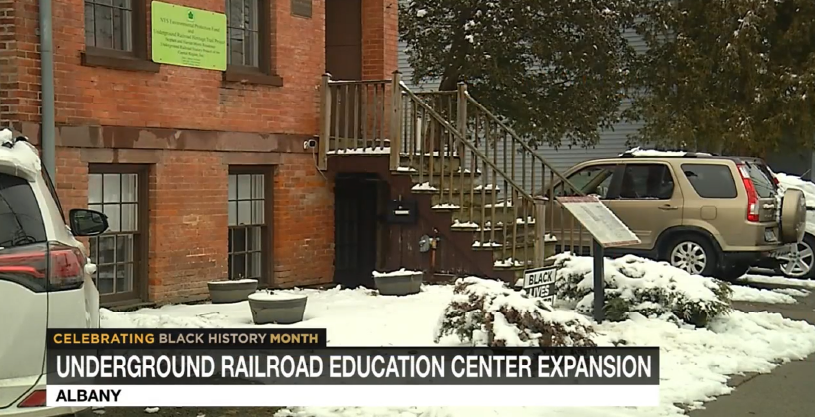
(151, 1, 227, 71)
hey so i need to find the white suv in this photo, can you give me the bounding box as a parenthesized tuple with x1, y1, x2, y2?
(0, 129, 107, 417)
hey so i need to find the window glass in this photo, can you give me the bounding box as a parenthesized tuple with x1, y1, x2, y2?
(0, 174, 47, 248)
(681, 164, 738, 199)
(88, 171, 140, 296)
(226, 0, 260, 67)
(556, 165, 616, 198)
(84, 0, 134, 51)
(619, 164, 675, 200)
(228, 172, 265, 280)
(744, 162, 776, 198)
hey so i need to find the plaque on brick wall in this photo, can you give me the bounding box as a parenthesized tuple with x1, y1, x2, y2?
(291, 0, 312, 18)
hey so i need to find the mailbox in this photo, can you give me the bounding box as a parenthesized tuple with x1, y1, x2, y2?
(385, 199, 418, 224)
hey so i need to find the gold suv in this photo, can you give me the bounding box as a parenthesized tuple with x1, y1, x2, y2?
(545, 152, 807, 280)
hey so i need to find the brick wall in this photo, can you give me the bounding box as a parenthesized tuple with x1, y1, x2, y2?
(2, 0, 326, 131)
(0, 0, 397, 304)
(361, 0, 399, 80)
(147, 151, 229, 301)
(273, 153, 334, 288)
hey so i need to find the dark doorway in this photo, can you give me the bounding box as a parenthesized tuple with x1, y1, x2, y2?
(334, 174, 379, 288)
(325, 0, 362, 79)
(325, 0, 363, 143)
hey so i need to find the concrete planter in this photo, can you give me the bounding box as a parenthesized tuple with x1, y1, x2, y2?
(248, 292, 308, 325)
(207, 279, 258, 304)
(373, 269, 423, 296)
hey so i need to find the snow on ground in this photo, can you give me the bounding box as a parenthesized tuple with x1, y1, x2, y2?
(738, 274, 815, 289)
(772, 171, 815, 235)
(774, 172, 815, 209)
(773, 288, 811, 298)
(729, 284, 797, 304)
(103, 274, 815, 417)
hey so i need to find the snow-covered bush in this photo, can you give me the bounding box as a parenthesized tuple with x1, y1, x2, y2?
(434, 277, 596, 347)
(553, 253, 732, 327)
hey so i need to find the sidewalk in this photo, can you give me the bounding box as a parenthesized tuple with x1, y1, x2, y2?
(688, 287, 815, 417)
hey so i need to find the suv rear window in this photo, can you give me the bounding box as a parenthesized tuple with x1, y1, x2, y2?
(681, 164, 738, 199)
(0, 174, 47, 248)
(743, 162, 776, 198)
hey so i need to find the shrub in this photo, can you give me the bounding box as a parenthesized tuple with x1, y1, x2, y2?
(434, 277, 596, 347)
(552, 253, 732, 327)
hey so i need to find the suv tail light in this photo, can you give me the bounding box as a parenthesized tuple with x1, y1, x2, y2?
(18, 390, 46, 408)
(737, 164, 760, 222)
(0, 242, 86, 292)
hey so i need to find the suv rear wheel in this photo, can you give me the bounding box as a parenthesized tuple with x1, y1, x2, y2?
(775, 233, 815, 279)
(666, 235, 719, 276)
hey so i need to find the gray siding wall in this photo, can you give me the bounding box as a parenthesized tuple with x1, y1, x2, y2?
(398, 29, 649, 190)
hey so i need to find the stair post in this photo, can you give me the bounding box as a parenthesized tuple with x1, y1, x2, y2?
(456, 83, 468, 157)
(533, 196, 548, 267)
(318, 73, 332, 170)
(389, 70, 404, 171)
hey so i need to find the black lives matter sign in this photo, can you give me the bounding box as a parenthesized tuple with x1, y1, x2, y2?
(523, 266, 557, 303)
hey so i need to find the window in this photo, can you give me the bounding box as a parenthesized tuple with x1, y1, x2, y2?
(555, 165, 616, 198)
(743, 162, 776, 198)
(88, 167, 145, 301)
(82, 1, 156, 72)
(224, 0, 280, 85)
(227, 0, 262, 68)
(681, 164, 738, 199)
(0, 174, 47, 249)
(618, 164, 675, 200)
(228, 170, 269, 281)
(84, 0, 134, 52)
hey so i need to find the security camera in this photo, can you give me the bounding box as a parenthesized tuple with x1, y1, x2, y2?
(304, 139, 318, 149)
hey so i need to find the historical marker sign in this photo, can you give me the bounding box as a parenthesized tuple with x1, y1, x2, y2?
(522, 266, 558, 304)
(556, 196, 641, 248)
(151, 1, 227, 71)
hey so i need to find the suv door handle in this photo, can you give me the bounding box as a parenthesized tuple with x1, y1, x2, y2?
(659, 204, 679, 211)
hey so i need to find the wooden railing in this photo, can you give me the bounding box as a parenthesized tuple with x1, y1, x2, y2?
(319, 71, 590, 268)
(318, 74, 397, 170)
(409, 83, 591, 258)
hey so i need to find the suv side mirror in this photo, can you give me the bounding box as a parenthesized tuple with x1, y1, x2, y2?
(69, 209, 109, 237)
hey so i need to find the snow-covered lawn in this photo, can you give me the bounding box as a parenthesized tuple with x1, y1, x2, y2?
(102, 281, 815, 417)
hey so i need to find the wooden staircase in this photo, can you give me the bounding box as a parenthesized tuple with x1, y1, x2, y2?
(318, 72, 587, 283)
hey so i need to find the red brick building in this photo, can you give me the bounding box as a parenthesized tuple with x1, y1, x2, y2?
(0, 0, 398, 306)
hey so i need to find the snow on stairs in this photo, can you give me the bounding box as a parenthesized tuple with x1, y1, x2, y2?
(318, 74, 573, 283)
(393, 153, 557, 283)
(326, 138, 391, 155)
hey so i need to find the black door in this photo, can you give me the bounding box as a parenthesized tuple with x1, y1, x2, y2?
(334, 175, 378, 288)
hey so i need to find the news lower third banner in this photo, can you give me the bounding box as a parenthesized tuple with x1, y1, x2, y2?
(46, 329, 661, 407)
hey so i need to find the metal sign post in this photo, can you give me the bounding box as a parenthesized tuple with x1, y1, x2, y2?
(555, 196, 641, 324)
(592, 239, 604, 322)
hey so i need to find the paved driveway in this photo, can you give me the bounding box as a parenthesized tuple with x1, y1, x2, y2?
(688, 283, 815, 417)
